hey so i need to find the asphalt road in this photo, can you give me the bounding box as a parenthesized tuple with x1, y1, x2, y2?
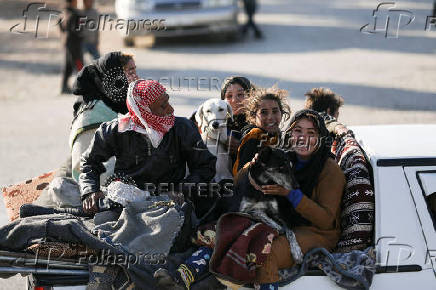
(0, 0, 435, 288)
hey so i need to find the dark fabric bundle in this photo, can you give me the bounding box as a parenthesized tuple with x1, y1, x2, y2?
(220, 76, 251, 100)
(73, 51, 129, 117)
(333, 133, 375, 252)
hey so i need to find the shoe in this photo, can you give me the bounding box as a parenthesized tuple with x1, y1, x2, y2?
(154, 268, 185, 290)
(61, 87, 73, 94)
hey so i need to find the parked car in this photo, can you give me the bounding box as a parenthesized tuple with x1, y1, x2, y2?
(114, 0, 239, 46)
(3, 124, 435, 289)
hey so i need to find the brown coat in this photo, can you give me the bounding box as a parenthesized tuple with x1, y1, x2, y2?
(256, 157, 345, 283)
(294, 157, 345, 253)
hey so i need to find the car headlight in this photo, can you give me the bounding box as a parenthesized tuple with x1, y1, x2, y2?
(203, 0, 234, 8)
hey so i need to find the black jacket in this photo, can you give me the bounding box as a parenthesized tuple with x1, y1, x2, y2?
(79, 117, 216, 200)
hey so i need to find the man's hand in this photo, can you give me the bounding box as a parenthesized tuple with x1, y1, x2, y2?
(168, 191, 184, 205)
(82, 191, 105, 215)
(261, 184, 290, 196)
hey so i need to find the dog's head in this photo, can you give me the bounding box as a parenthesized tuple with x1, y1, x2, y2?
(195, 98, 233, 138)
(249, 147, 299, 191)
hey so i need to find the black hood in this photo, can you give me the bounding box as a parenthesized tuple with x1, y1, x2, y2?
(73, 51, 129, 115)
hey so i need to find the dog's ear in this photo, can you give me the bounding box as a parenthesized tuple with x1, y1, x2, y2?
(195, 104, 204, 129)
(226, 102, 233, 121)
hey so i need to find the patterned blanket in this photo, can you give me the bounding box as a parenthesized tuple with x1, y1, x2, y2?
(1, 171, 54, 221)
(209, 213, 278, 284)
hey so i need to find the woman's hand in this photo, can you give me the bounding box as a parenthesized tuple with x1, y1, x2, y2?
(243, 153, 259, 169)
(261, 184, 290, 196)
(82, 191, 105, 215)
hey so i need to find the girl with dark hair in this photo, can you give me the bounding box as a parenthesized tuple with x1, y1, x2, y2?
(252, 109, 345, 289)
(232, 86, 291, 175)
(220, 76, 252, 162)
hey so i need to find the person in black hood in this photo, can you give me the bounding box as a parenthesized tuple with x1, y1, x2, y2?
(69, 51, 138, 182)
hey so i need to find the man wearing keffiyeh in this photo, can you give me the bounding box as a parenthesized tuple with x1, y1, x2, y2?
(79, 79, 216, 217)
(119, 79, 175, 148)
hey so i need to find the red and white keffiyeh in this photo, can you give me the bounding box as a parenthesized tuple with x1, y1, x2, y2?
(119, 79, 175, 148)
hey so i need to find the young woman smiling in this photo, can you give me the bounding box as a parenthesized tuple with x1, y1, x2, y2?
(232, 87, 291, 176)
(254, 109, 346, 289)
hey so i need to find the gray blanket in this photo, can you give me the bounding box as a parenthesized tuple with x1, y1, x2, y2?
(94, 196, 184, 257)
(0, 197, 190, 289)
(278, 247, 376, 290)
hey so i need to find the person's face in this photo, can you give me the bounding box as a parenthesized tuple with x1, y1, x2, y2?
(83, 0, 93, 9)
(254, 99, 282, 134)
(224, 83, 245, 114)
(290, 118, 320, 160)
(149, 92, 174, 117)
(123, 59, 139, 83)
(70, 0, 78, 8)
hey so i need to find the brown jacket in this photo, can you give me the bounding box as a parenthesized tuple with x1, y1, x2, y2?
(294, 157, 346, 253)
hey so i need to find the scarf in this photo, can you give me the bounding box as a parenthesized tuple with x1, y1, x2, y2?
(119, 80, 175, 148)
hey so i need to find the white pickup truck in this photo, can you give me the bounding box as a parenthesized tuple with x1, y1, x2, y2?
(282, 124, 436, 289)
(10, 124, 436, 289)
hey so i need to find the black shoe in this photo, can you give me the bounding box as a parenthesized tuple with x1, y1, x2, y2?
(255, 30, 263, 39)
(154, 268, 185, 290)
(61, 87, 73, 94)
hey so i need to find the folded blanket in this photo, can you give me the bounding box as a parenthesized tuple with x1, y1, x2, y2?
(278, 247, 376, 290)
(209, 213, 278, 284)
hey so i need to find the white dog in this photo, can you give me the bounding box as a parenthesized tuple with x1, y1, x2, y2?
(195, 98, 233, 182)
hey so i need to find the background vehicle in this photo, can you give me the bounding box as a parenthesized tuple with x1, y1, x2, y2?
(115, 0, 239, 46)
